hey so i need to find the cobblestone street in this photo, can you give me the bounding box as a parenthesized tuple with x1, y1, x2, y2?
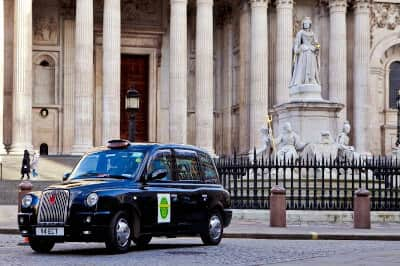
(0, 234, 400, 266)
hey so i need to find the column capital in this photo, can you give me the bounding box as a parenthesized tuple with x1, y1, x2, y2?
(197, 0, 213, 5)
(276, 0, 293, 9)
(170, 0, 188, 4)
(329, 0, 347, 13)
(353, 0, 370, 12)
(249, 0, 269, 8)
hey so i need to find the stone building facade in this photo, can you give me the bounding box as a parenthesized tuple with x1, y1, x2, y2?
(0, 0, 399, 155)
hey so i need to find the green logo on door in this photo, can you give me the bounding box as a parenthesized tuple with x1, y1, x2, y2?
(159, 197, 169, 219)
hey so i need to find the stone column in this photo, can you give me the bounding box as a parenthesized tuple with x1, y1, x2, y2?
(10, 0, 33, 154)
(195, 0, 214, 153)
(0, 0, 6, 153)
(102, 0, 121, 144)
(72, 0, 94, 154)
(169, 0, 188, 144)
(353, 0, 370, 153)
(329, 0, 347, 123)
(275, 0, 293, 105)
(249, 0, 268, 149)
(222, 14, 233, 155)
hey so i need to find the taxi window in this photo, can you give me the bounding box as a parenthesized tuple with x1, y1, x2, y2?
(174, 149, 201, 182)
(199, 153, 219, 184)
(147, 150, 173, 181)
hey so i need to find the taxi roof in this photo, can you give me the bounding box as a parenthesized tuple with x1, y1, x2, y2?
(86, 141, 209, 155)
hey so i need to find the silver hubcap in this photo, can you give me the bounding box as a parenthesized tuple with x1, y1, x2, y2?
(209, 215, 222, 240)
(116, 218, 130, 247)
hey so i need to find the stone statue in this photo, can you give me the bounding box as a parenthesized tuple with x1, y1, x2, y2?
(337, 121, 355, 161)
(249, 126, 273, 160)
(275, 122, 307, 161)
(290, 17, 321, 97)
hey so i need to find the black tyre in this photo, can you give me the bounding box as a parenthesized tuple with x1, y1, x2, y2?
(105, 211, 132, 254)
(29, 237, 55, 253)
(133, 235, 152, 249)
(200, 211, 223, 245)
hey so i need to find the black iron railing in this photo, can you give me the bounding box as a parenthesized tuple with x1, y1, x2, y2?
(216, 151, 400, 211)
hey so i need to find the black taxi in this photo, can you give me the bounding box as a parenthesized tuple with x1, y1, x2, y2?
(18, 140, 232, 253)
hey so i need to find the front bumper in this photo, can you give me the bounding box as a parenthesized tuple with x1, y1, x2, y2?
(18, 211, 112, 242)
(223, 209, 233, 228)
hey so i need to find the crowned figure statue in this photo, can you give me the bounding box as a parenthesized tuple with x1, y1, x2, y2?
(290, 17, 321, 99)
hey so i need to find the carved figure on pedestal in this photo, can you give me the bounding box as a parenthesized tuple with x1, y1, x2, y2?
(337, 121, 356, 162)
(275, 122, 307, 161)
(290, 17, 320, 87)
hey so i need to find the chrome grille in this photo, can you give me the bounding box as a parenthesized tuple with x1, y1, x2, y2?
(38, 190, 70, 224)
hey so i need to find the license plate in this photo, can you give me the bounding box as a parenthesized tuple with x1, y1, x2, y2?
(35, 227, 64, 236)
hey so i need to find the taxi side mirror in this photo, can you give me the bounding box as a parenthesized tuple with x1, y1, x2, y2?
(148, 169, 168, 181)
(63, 172, 71, 182)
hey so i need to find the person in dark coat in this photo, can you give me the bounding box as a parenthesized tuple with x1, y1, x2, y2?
(21, 150, 30, 180)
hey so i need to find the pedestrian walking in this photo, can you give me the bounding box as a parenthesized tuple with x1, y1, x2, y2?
(31, 152, 39, 179)
(20, 150, 30, 180)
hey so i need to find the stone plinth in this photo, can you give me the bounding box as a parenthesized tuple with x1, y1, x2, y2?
(290, 84, 322, 101)
(273, 100, 344, 144)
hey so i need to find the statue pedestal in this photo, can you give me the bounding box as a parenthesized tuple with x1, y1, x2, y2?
(272, 99, 344, 145)
(290, 84, 322, 101)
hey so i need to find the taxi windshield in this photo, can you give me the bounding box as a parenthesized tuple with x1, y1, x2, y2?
(69, 149, 146, 180)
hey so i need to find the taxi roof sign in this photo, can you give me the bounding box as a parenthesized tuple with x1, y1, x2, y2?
(107, 139, 130, 149)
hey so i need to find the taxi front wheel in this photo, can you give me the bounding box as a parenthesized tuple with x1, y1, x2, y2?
(105, 211, 132, 254)
(200, 211, 223, 245)
(29, 237, 55, 253)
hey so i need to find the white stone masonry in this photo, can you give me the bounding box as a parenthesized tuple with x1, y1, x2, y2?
(10, 0, 33, 154)
(169, 0, 188, 144)
(102, 0, 121, 144)
(195, 0, 214, 153)
(72, 0, 94, 154)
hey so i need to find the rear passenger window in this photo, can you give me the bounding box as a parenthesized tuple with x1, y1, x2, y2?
(174, 149, 201, 182)
(199, 153, 219, 184)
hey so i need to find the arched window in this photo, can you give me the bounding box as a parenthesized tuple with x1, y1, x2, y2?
(389, 61, 400, 109)
(33, 55, 56, 105)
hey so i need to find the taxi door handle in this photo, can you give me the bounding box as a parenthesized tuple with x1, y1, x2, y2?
(202, 194, 208, 202)
(171, 194, 178, 202)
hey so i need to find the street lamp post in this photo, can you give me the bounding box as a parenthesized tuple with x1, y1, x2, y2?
(125, 88, 140, 142)
(396, 89, 400, 147)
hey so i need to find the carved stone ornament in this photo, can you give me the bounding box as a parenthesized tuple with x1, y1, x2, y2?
(95, 0, 162, 29)
(371, 3, 400, 31)
(33, 1, 59, 45)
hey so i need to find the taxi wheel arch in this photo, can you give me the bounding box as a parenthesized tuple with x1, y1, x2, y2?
(121, 204, 141, 239)
(200, 208, 224, 246)
(105, 210, 132, 254)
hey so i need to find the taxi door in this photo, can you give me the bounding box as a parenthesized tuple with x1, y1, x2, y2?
(171, 149, 209, 232)
(139, 149, 180, 234)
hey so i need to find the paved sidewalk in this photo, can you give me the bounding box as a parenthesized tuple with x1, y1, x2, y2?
(3, 205, 400, 240)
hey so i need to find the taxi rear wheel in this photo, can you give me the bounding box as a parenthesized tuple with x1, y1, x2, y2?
(105, 211, 132, 254)
(133, 235, 152, 249)
(200, 211, 223, 245)
(29, 237, 55, 253)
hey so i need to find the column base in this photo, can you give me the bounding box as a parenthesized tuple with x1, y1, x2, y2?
(71, 144, 93, 155)
(9, 143, 33, 155)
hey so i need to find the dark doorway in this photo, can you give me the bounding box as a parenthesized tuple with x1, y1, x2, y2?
(40, 143, 48, 155)
(120, 54, 149, 142)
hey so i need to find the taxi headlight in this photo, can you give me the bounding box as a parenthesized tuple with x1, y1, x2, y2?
(86, 193, 99, 207)
(21, 194, 33, 208)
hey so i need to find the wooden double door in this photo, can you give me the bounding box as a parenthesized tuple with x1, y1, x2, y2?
(120, 54, 149, 142)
